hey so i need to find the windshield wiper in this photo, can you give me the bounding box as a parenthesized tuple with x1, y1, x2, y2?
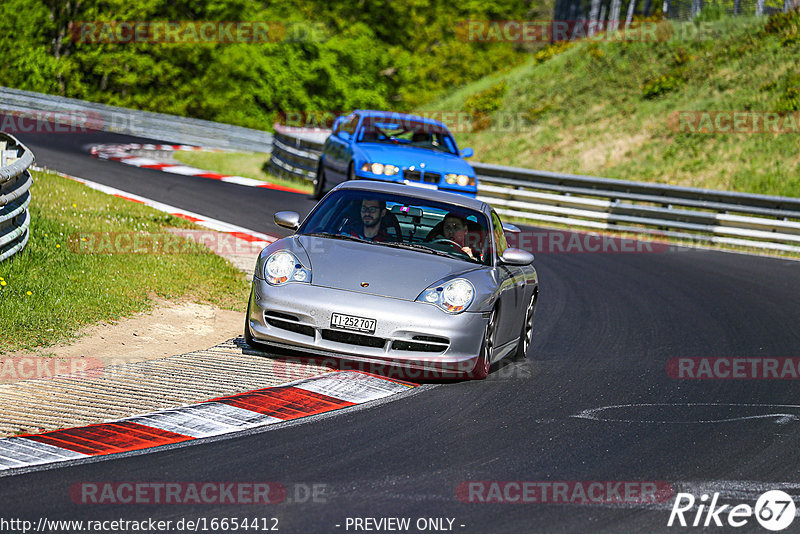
(303, 232, 364, 243)
(379, 241, 464, 259)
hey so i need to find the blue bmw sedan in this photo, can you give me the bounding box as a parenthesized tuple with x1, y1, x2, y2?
(314, 110, 477, 198)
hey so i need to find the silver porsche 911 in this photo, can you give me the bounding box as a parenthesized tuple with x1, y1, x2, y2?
(245, 181, 538, 379)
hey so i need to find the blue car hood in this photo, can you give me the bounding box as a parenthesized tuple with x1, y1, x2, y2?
(356, 143, 473, 175)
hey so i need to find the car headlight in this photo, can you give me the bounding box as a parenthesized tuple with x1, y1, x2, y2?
(264, 251, 311, 285)
(445, 174, 474, 186)
(417, 278, 475, 314)
(361, 162, 399, 176)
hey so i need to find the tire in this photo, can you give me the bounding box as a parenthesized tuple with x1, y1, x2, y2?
(347, 162, 356, 182)
(513, 291, 537, 360)
(469, 308, 497, 380)
(312, 161, 327, 200)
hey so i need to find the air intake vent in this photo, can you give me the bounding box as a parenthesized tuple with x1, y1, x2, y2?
(404, 170, 422, 181)
(321, 329, 386, 348)
(391, 335, 450, 353)
(264, 311, 314, 337)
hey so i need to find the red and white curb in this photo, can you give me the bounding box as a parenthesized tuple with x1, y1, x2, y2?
(0, 371, 416, 471)
(90, 143, 307, 194)
(33, 165, 279, 249)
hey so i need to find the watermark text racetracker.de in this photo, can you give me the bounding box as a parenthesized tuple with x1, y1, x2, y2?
(69, 230, 671, 256)
(68, 230, 268, 256)
(667, 358, 800, 379)
(277, 109, 535, 134)
(0, 357, 102, 381)
(70, 481, 327, 505)
(457, 480, 674, 504)
(504, 230, 670, 254)
(456, 20, 726, 43)
(0, 110, 103, 134)
(0, 516, 280, 533)
(668, 111, 800, 134)
(69, 21, 329, 44)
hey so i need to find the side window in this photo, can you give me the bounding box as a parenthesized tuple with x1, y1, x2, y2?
(491, 210, 508, 257)
(341, 115, 358, 135)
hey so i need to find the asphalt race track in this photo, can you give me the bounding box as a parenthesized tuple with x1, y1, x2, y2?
(3, 131, 800, 533)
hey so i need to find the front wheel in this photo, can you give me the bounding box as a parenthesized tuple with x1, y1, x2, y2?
(347, 162, 356, 182)
(513, 291, 536, 360)
(469, 309, 496, 380)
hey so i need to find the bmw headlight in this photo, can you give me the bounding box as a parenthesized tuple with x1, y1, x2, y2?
(264, 251, 311, 285)
(445, 174, 474, 186)
(417, 278, 475, 314)
(361, 162, 399, 176)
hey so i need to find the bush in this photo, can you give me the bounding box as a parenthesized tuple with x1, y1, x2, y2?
(775, 86, 800, 113)
(462, 81, 507, 132)
(695, 3, 728, 22)
(533, 42, 572, 65)
(642, 74, 682, 99)
(764, 8, 800, 34)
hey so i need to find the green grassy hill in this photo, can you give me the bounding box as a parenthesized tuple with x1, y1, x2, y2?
(424, 12, 800, 197)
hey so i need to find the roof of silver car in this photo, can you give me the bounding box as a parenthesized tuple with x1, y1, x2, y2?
(335, 180, 489, 212)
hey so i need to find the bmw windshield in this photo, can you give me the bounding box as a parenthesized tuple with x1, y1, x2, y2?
(299, 189, 492, 265)
(356, 117, 459, 155)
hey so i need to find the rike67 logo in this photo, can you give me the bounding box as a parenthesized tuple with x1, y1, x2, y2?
(668, 490, 796, 531)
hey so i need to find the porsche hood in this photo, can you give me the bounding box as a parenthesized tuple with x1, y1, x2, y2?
(297, 235, 477, 300)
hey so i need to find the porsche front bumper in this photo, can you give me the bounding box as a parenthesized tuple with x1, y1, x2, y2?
(247, 278, 487, 376)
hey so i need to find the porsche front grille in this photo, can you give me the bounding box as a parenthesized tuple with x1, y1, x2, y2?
(321, 329, 386, 348)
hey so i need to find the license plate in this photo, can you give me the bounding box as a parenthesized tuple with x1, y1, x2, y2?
(330, 313, 376, 334)
(403, 180, 438, 190)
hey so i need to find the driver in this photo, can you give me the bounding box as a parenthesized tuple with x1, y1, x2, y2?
(442, 213, 479, 260)
(349, 198, 391, 242)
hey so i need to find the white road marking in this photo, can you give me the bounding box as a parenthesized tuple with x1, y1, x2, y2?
(572, 402, 800, 424)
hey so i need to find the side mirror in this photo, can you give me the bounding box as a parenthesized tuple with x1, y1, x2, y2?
(460, 147, 474, 158)
(337, 130, 351, 141)
(502, 222, 521, 234)
(274, 211, 300, 231)
(500, 248, 534, 266)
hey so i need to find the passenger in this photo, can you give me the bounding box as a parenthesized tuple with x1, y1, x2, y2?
(441, 213, 480, 261)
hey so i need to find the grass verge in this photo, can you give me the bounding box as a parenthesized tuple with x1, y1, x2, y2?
(424, 14, 800, 198)
(0, 169, 250, 353)
(172, 150, 313, 194)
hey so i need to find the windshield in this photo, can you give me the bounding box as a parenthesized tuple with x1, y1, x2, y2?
(299, 189, 492, 265)
(357, 116, 458, 155)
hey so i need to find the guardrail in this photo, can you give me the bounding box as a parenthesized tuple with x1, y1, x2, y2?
(0, 87, 272, 153)
(0, 133, 34, 262)
(269, 124, 800, 254)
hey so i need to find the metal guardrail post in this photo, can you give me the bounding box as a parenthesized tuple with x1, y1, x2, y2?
(0, 132, 34, 262)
